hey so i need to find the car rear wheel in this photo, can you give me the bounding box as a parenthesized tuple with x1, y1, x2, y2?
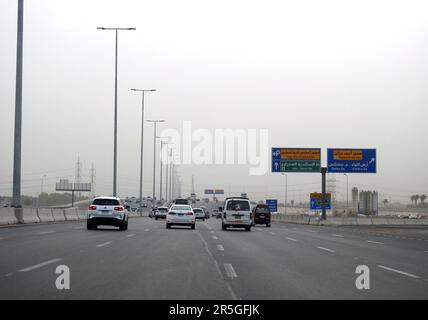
(266, 223, 271, 227)
(222, 224, 227, 231)
(86, 221, 93, 230)
(245, 226, 251, 232)
(119, 221, 126, 231)
(166, 223, 171, 229)
(191, 224, 195, 230)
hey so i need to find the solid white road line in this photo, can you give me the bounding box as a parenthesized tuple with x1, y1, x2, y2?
(367, 240, 384, 245)
(424, 251, 428, 253)
(144, 229, 150, 232)
(332, 234, 344, 238)
(38, 231, 56, 235)
(269, 232, 276, 235)
(317, 246, 335, 253)
(18, 258, 61, 272)
(224, 263, 237, 279)
(96, 241, 112, 248)
(308, 230, 317, 233)
(212, 236, 218, 240)
(217, 244, 224, 251)
(286, 237, 297, 241)
(377, 265, 420, 279)
(126, 234, 136, 238)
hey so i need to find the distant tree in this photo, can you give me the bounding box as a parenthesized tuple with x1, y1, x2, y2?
(410, 195, 415, 205)
(414, 194, 420, 206)
(420, 194, 427, 205)
(383, 199, 388, 206)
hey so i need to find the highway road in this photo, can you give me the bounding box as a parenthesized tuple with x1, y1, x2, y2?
(0, 216, 427, 299)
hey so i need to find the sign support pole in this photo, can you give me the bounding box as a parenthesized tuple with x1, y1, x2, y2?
(321, 167, 327, 220)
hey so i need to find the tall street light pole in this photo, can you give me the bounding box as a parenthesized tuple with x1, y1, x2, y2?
(344, 173, 349, 209)
(158, 138, 170, 205)
(12, 0, 24, 208)
(146, 119, 165, 207)
(281, 173, 287, 214)
(131, 88, 156, 215)
(97, 27, 136, 197)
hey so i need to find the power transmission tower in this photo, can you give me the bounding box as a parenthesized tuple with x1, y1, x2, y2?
(75, 156, 82, 198)
(89, 163, 96, 197)
(327, 173, 337, 207)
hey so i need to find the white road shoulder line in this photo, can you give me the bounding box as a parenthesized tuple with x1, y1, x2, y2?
(210, 230, 215, 234)
(377, 265, 420, 279)
(126, 234, 136, 238)
(367, 240, 384, 245)
(18, 258, 61, 272)
(96, 241, 112, 248)
(38, 231, 56, 235)
(332, 234, 344, 238)
(317, 246, 335, 253)
(212, 236, 218, 240)
(286, 237, 297, 241)
(224, 263, 237, 279)
(217, 244, 224, 251)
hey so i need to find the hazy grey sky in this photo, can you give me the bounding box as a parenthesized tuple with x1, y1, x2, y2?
(1, 0, 427, 203)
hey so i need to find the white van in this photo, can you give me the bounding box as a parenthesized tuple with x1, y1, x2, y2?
(220, 197, 252, 231)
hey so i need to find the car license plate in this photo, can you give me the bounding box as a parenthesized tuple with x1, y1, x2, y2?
(234, 216, 241, 220)
(178, 213, 184, 216)
(259, 215, 265, 218)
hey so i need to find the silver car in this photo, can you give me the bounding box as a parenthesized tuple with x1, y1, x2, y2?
(166, 205, 195, 229)
(193, 208, 206, 221)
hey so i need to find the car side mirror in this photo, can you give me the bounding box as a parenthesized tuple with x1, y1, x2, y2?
(218, 206, 223, 211)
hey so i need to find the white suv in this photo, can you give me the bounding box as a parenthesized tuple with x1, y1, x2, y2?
(220, 197, 252, 231)
(87, 196, 129, 231)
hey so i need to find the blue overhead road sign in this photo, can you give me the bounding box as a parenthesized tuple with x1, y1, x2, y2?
(327, 148, 376, 173)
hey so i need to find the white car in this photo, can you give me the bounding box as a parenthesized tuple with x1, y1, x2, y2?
(166, 205, 195, 229)
(87, 196, 129, 231)
(193, 208, 206, 221)
(220, 197, 252, 231)
(155, 207, 168, 220)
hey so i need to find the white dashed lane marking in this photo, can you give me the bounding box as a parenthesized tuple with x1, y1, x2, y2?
(126, 234, 136, 238)
(96, 241, 112, 248)
(217, 245, 224, 251)
(224, 264, 237, 279)
(367, 240, 384, 245)
(332, 234, 344, 238)
(212, 236, 218, 240)
(317, 246, 335, 253)
(18, 259, 61, 272)
(377, 265, 420, 279)
(38, 231, 56, 235)
(286, 237, 297, 242)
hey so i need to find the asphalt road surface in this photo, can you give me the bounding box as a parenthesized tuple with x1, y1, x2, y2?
(0, 217, 427, 299)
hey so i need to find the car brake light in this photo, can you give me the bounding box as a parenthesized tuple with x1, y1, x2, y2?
(186, 212, 193, 216)
(89, 205, 97, 210)
(114, 206, 124, 211)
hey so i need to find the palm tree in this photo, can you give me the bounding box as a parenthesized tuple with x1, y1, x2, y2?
(410, 195, 415, 206)
(415, 194, 420, 206)
(420, 194, 427, 205)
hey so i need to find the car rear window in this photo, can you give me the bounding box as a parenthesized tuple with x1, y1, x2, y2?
(171, 205, 191, 211)
(255, 207, 270, 213)
(193, 209, 203, 213)
(93, 198, 120, 206)
(158, 208, 168, 212)
(226, 200, 250, 211)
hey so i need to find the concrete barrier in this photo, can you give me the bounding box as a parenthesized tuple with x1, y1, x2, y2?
(64, 208, 79, 221)
(22, 208, 41, 224)
(356, 217, 373, 226)
(0, 208, 19, 225)
(51, 209, 66, 222)
(38, 208, 55, 223)
(76, 210, 87, 220)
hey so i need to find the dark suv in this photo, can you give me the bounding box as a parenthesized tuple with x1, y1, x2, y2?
(251, 204, 271, 227)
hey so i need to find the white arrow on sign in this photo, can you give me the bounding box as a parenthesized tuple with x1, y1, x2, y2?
(274, 162, 279, 170)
